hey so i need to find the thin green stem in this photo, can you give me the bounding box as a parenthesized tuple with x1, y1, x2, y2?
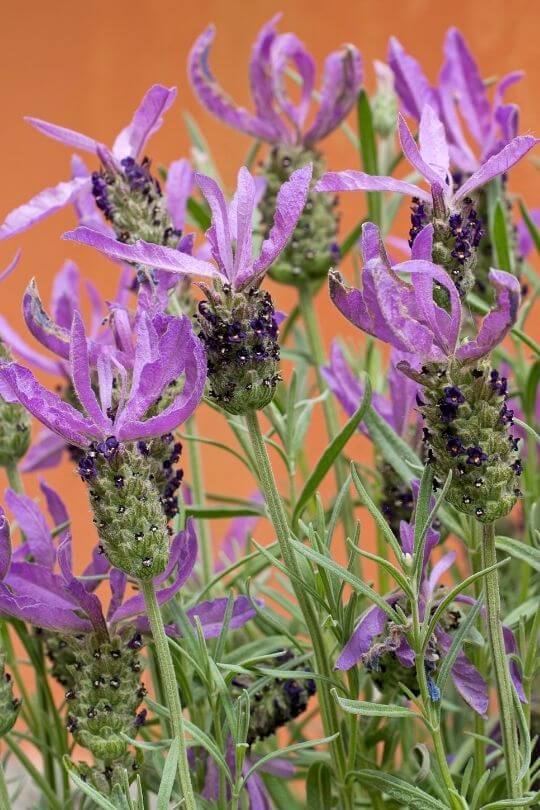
(140, 579, 196, 810)
(0, 756, 11, 810)
(5, 463, 23, 494)
(244, 409, 353, 810)
(481, 522, 522, 800)
(297, 284, 357, 549)
(185, 414, 212, 584)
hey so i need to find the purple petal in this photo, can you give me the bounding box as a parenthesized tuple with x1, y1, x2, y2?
(398, 112, 449, 192)
(51, 260, 80, 329)
(387, 36, 436, 121)
(270, 32, 315, 133)
(361, 222, 391, 264)
(69, 312, 111, 433)
(4, 489, 55, 567)
(305, 45, 363, 145)
(82, 543, 111, 593)
(189, 26, 278, 142)
(0, 249, 21, 283)
(335, 604, 388, 670)
(39, 481, 69, 531)
(195, 172, 233, 278)
(107, 568, 127, 618)
(0, 581, 90, 632)
(502, 625, 526, 703)
(0, 362, 99, 446)
(165, 159, 193, 231)
(518, 208, 540, 258)
(394, 637, 415, 668)
(23, 279, 71, 361)
(250, 164, 312, 280)
(185, 594, 257, 638)
(112, 85, 177, 160)
(62, 227, 220, 280)
(418, 106, 450, 185)
(454, 136, 538, 201)
(248, 15, 291, 143)
(316, 170, 430, 202)
(436, 626, 489, 715)
(230, 167, 257, 283)
(437, 64, 479, 174)
(442, 29, 491, 146)
(0, 314, 61, 375)
(322, 341, 366, 420)
(245, 770, 271, 810)
(0, 508, 11, 581)
(425, 551, 455, 600)
(457, 269, 520, 362)
(410, 223, 434, 261)
(217, 494, 263, 570)
(21, 429, 66, 473)
(0, 177, 89, 240)
(57, 536, 107, 634)
(25, 116, 103, 154)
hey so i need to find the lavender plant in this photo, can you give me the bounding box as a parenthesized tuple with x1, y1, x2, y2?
(0, 16, 538, 810)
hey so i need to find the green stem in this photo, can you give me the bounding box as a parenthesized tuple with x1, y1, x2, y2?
(297, 284, 357, 548)
(140, 579, 195, 810)
(185, 414, 212, 584)
(244, 409, 353, 810)
(0, 756, 11, 810)
(5, 463, 23, 494)
(481, 522, 522, 799)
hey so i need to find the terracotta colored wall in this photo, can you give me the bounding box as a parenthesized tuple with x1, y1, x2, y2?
(1, 0, 538, 572)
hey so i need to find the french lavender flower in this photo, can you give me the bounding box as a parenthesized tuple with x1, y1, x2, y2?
(189, 14, 362, 283)
(0, 307, 206, 579)
(1, 492, 256, 793)
(316, 105, 537, 297)
(0, 85, 188, 248)
(0, 509, 20, 738)
(323, 342, 421, 534)
(0, 254, 31, 469)
(329, 222, 522, 523)
(336, 483, 525, 712)
(63, 164, 311, 414)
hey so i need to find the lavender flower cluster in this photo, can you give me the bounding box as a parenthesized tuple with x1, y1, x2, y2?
(0, 14, 538, 810)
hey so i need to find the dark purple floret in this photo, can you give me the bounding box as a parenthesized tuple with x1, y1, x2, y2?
(442, 386, 465, 406)
(466, 446, 488, 466)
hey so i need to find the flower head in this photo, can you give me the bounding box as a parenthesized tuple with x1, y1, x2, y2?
(189, 14, 362, 148)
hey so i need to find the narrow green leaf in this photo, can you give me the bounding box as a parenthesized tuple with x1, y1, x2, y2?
(241, 734, 339, 784)
(186, 197, 211, 231)
(185, 504, 264, 519)
(183, 719, 233, 786)
(351, 463, 404, 564)
(480, 796, 540, 809)
(357, 90, 381, 226)
(352, 769, 449, 809)
(183, 112, 223, 183)
(524, 360, 540, 418)
(156, 738, 180, 810)
(306, 762, 333, 810)
(363, 405, 421, 482)
(292, 374, 371, 525)
(333, 691, 418, 718)
(341, 220, 364, 258)
(492, 199, 513, 271)
(496, 535, 540, 573)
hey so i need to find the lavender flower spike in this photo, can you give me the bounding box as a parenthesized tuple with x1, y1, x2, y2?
(189, 15, 362, 147)
(0, 85, 176, 239)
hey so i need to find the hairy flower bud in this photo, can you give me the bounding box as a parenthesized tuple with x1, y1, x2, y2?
(230, 650, 316, 744)
(0, 650, 21, 737)
(0, 341, 31, 468)
(410, 359, 521, 522)
(64, 631, 145, 794)
(195, 282, 281, 415)
(92, 157, 181, 248)
(259, 146, 339, 285)
(474, 184, 523, 303)
(79, 441, 170, 580)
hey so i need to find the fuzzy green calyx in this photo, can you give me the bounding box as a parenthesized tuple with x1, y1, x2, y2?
(259, 145, 339, 286)
(474, 185, 523, 303)
(64, 631, 145, 793)
(0, 650, 21, 737)
(195, 283, 281, 415)
(413, 359, 521, 523)
(371, 89, 398, 138)
(82, 443, 170, 580)
(0, 341, 31, 467)
(230, 650, 316, 745)
(41, 629, 77, 688)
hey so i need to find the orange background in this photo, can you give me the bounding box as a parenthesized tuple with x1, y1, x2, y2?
(0, 0, 539, 572)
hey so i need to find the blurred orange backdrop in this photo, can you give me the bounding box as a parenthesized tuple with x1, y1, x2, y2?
(0, 0, 539, 573)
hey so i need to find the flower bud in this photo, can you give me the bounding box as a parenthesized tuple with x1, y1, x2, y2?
(195, 282, 281, 415)
(371, 61, 398, 138)
(64, 631, 145, 795)
(259, 145, 339, 285)
(0, 650, 21, 737)
(413, 359, 521, 522)
(230, 650, 316, 745)
(80, 442, 170, 580)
